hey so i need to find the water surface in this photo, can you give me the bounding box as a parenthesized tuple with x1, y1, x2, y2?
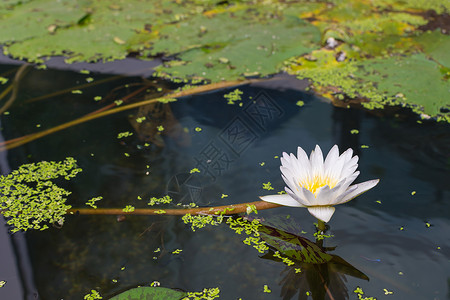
(0, 64, 449, 300)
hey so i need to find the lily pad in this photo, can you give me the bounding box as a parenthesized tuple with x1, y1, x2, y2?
(415, 30, 450, 68)
(354, 54, 450, 120)
(110, 286, 186, 300)
(148, 11, 320, 81)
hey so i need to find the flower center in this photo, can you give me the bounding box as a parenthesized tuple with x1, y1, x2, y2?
(300, 175, 337, 196)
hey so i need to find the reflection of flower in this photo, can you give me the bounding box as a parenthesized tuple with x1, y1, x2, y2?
(261, 145, 379, 223)
(258, 217, 369, 300)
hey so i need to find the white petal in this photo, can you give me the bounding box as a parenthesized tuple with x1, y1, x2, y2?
(259, 194, 305, 207)
(336, 179, 380, 204)
(340, 148, 354, 163)
(298, 187, 317, 205)
(310, 145, 324, 177)
(324, 145, 339, 171)
(326, 154, 346, 181)
(314, 185, 337, 205)
(285, 188, 310, 206)
(307, 206, 336, 223)
(281, 169, 298, 192)
(297, 146, 309, 164)
(330, 185, 358, 205)
(294, 150, 311, 180)
(280, 152, 293, 168)
(340, 156, 359, 179)
(332, 171, 360, 197)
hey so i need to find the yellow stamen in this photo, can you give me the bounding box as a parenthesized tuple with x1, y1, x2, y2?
(300, 175, 337, 196)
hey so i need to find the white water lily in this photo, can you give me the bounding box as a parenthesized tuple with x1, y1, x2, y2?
(260, 145, 379, 223)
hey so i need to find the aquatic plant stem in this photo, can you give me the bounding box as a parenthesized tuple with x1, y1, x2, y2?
(317, 219, 326, 232)
(0, 64, 31, 114)
(68, 200, 280, 216)
(0, 79, 263, 151)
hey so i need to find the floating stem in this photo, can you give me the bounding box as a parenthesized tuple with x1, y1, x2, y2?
(68, 200, 280, 216)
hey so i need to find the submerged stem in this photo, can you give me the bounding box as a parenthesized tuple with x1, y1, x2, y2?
(317, 219, 326, 232)
(0, 79, 263, 151)
(68, 200, 280, 216)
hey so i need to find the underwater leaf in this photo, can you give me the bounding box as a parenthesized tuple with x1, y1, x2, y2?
(110, 286, 186, 300)
(329, 255, 369, 281)
(259, 224, 332, 264)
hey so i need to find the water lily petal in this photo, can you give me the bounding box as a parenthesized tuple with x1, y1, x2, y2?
(281, 152, 294, 169)
(314, 185, 337, 205)
(296, 186, 316, 206)
(281, 172, 299, 197)
(329, 185, 357, 205)
(341, 147, 354, 162)
(294, 148, 311, 179)
(340, 156, 359, 179)
(282, 153, 300, 179)
(307, 206, 336, 223)
(310, 145, 324, 177)
(285, 188, 310, 206)
(337, 179, 380, 204)
(297, 146, 310, 164)
(260, 194, 305, 207)
(324, 145, 339, 171)
(332, 171, 360, 196)
(326, 153, 346, 181)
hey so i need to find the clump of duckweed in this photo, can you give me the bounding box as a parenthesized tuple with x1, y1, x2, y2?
(83, 289, 102, 300)
(117, 131, 133, 139)
(313, 231, 334, 241)
(85, 196, 102, 209)
(226, 217, 269, 254)
(273, 251, 296, 266)
(353, 286, 377, 300)
(148, 195, 173, 206)
(182, 287, 220, 300)
(246, 204, 258, 215)
(0, 157, 81, 233)
(262, 182, 274, 190)
(224, 89, 243, 105)
(158, 97, 177, 104)
(182, 213, 225, 232)
(189, 168, 200, 174)
(122, 205, 135, 212)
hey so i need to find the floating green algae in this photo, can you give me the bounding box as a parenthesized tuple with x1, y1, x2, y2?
(0, 157, 81, 232)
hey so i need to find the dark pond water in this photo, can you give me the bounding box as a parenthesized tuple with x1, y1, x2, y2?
(0, 62, 449, 300)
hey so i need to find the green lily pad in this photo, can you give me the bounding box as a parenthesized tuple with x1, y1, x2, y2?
(355, 54, 450, 120)
(415, 30, 450, 68)
(148, 11, 320, 81)
(0, 0, 86, 44)
(110, 287, 186, 300)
